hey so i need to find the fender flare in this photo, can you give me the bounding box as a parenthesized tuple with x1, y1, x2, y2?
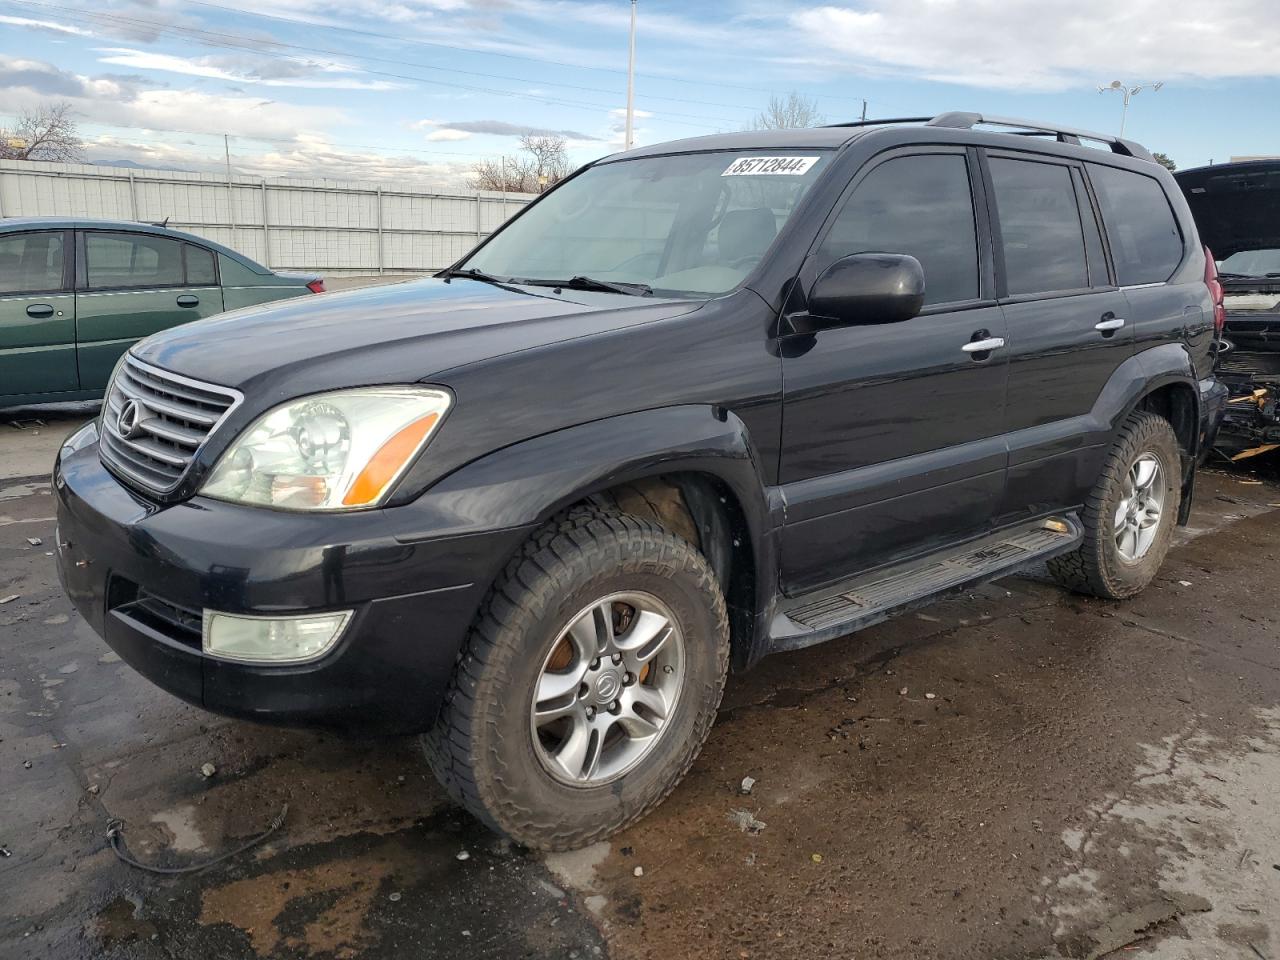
(1095, 342, 1202, 521)
(408, 404, 781, 665)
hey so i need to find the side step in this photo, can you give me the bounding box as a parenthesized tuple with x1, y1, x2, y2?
(769, 515, 1082, 653)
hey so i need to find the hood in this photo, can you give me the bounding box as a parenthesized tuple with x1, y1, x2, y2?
(1175, 160, 1280, 260)
(134, 277, 700, 393)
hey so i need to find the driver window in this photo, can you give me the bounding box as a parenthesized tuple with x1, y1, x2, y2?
(819, 153, 979, 306)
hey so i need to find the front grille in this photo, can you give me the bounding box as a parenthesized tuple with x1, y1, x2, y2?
(100, 354, 240, 495)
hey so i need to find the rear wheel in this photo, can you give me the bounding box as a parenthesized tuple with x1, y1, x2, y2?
(423, 506, 729, 850)
(1048, 410, 1182, 599)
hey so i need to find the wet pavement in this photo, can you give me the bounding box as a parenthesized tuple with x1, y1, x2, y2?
(4, 409, 1280, 959)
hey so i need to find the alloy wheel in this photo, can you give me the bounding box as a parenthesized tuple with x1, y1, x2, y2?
(531, 591, 685, 785)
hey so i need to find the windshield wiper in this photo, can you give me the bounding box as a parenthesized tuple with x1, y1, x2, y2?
(524, 275, 653, 296)
(438, 267, 519, 287)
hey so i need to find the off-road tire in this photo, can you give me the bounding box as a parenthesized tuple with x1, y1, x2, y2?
(1047, 410, 1181, 600)
(422, 505, 730, 850)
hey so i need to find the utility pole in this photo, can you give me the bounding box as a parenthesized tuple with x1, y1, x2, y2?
(860, 99, 867, 122)
(624, 0, 637, 151)
(224, 133, 236, 241)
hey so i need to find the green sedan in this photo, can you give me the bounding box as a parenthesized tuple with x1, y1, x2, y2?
(0, 217, 324, 407)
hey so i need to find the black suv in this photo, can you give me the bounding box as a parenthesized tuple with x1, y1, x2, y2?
(55, 112, 1226, 850)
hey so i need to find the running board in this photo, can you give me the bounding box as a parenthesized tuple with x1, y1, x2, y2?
(769, 515, 1082, 653)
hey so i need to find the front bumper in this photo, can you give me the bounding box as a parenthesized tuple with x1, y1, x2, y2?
(54, 437, 531, 733)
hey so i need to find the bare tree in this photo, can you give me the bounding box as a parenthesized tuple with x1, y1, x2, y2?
(0, 102, 83, 163)
(751, 92, 825, 130)
(472, 134, 570, 193)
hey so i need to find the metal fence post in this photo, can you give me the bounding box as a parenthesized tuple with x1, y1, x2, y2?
(376, 186, 385, 275)
(128, 170, 138, 221)
(475, 191, 483, 244)
(260, 179, 272, 268)
(0, 166, 6, 218)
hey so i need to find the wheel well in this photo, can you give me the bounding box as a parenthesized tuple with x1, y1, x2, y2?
(1136, 383, 1197, 461)
(588, 474, 757, 669)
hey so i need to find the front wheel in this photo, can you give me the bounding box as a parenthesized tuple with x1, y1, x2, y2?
(1048, 410, 1182, 599)
(423, 507, 729, 850)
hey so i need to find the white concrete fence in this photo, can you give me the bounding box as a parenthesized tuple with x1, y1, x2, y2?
(0, 159, 535, 277)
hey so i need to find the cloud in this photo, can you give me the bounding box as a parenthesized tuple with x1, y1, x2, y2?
(416, 118, 599, 140)
(0, 55, 332, 141)
(0, 15, 95, 38)
(791, 1, 1280, 90)
(0, 58, 137, 99)
(425, 128, 472, 141)
(94, 48, 403, 90)
(81, 133, 477, 188)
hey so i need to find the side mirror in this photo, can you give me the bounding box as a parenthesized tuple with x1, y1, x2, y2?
(802, 253, 925, 331)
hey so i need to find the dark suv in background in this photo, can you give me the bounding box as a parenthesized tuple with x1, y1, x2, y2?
(56, 112, 1225, 850)
(1177, 160, 1280, 458)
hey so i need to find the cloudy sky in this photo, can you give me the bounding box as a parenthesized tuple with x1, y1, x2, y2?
(0, 0, 1274, 187)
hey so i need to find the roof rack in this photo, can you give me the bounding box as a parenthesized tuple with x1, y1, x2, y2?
(825, 112, 1154, 163)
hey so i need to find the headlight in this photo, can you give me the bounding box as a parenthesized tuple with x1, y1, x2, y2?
(201, 387, 451, 510)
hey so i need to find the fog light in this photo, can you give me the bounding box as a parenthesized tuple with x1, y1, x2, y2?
(202, 610, 352, 663)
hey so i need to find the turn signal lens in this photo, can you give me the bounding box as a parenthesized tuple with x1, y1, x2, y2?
(343, 412, 439, 506)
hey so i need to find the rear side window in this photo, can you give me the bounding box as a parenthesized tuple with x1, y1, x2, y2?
(1087, 164, 1183, 285)
(185, 244, 217, 285)
(85, 232, 184, 289)
(989, 158, 1088, 295)
(820, 153, 979, 306)
(0, 232, 65, 295)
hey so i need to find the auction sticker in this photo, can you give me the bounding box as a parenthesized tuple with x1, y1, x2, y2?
(722, 156, 820, 176)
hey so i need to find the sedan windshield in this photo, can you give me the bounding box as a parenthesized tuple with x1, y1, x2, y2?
(461, 150, 831, 297)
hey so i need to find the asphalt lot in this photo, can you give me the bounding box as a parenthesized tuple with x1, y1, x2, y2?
(4, 404, 1280, 960)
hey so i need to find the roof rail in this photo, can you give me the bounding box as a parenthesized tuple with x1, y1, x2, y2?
(823, 117, 934, 129)
(926, 112, 1155, 162)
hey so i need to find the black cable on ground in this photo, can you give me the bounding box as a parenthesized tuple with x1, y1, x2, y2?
(105, 804, 288, 875)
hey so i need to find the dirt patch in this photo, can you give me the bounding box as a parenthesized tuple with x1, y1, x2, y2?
(200, 845, 401, 957)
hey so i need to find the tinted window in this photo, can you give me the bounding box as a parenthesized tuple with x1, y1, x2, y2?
(185, 244, 217, 285)
(0, 232, 65, 295)
(1088, 164, 1183, 285)
(1072, 167, 1110, 287)
(989, 158, 1088, 295)
(820, 153, 979, 306)
(85, 232, 184, 289)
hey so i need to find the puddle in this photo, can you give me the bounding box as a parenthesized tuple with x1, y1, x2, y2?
(151, 805, 209, 854)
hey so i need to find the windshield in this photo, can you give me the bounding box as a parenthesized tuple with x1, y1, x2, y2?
(461, 150, 831, 297)
(1219, 249, 1280, 278)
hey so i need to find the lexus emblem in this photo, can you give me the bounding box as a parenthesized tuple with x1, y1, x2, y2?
(116, 399, 145, 440)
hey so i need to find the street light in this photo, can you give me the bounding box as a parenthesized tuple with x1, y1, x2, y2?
(1098, 80, 1164, 137)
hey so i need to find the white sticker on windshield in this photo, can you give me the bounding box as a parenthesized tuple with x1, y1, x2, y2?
(722, 156, 820, 177)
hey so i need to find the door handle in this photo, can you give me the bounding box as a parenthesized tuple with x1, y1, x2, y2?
(176, 294, 200, 308)
(26, 303, 54, 319)
(962, 337, 1006, 354)
(1095, 316, 1126, 332)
